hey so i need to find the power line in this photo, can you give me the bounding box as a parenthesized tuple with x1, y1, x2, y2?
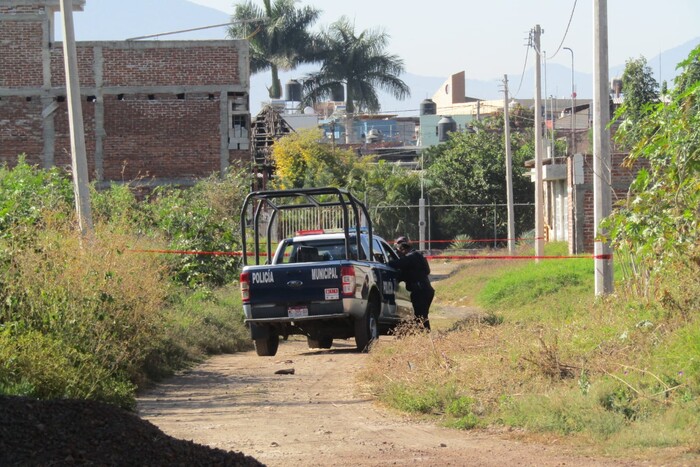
(125, 19, 264, 41)
(513, 31, 532, 98)
(547, 0, 578, 59)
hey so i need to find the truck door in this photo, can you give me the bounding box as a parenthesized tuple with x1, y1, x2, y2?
(372, 238, 404, 321)
(378, 239, 413, 320)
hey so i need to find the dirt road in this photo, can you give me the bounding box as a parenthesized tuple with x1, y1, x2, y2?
(137, 335, 640, 467)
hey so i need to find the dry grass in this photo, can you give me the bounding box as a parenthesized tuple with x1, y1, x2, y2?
(360, 251, 700, 460)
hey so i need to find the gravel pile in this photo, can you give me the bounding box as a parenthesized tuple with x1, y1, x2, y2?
(0, 396, 265, 466)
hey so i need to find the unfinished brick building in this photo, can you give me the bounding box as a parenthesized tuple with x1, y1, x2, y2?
(0, 0, 250, 187)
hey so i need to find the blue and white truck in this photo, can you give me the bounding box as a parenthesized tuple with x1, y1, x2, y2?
(239, 187, 413, 356)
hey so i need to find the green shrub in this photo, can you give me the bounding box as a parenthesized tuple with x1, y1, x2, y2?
(445, 396, 480, 429)
(143, 170, 249, 288)
(90, 182, 147, 233)
(447, 234, 479, 251)
(499, 390, 626, 437)
(382, 382, 454, 414)
(0, 156, 74, 240)
(0, 330, 135, 409)
(163, 285, 251, 357)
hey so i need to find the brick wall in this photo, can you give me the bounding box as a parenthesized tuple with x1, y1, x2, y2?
(101, 96, 221, 180)
(0, 21, 45, 88)
(52, 100, 96, 172)
(1, 4, 250, 186)
(578, 152, 649, 251)
(0, 96, 44, 162)
(99, 46, 242, 87)
(49, 46, 96, 88)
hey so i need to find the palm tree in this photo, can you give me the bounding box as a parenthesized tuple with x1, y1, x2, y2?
(301, 17, 410, 142)
(228, 0, 321, 99)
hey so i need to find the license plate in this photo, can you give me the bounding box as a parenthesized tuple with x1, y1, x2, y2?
(288, 306, 308, 318)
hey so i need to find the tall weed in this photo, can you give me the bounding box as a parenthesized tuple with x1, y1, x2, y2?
(3, 226, 169, 385)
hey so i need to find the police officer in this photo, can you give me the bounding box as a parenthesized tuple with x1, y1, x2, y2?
(389, 236, 434, 330)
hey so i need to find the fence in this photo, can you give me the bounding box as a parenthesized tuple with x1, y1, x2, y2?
(276, 207, 360, 239)
(257, 202, 535, 250)
(369, 202, 536, 250)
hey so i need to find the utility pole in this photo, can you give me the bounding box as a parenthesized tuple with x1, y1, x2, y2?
(419, 149, 426, 252)
(593, 0, 614, 294)
(502, 75, 515, 254)
(563, 46, 577, 254)
(60, 0, 93, 237)
(532, 25, 545, 261)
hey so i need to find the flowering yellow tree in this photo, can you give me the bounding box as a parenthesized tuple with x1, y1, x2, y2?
(271, 128, 363, 189)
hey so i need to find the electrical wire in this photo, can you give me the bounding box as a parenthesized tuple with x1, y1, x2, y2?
(547, 0, 578, 59)
(513, 31, 531, 98)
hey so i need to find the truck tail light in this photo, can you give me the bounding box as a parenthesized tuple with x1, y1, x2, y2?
(341, 265, 356, 297)
(240, 271, 250, 302)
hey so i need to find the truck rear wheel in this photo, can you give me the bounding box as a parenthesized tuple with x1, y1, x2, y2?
(254, 334, 280, 356)
(355, 299, 379, 352)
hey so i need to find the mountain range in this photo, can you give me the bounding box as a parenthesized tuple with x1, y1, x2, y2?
(60, 0, 700, 115)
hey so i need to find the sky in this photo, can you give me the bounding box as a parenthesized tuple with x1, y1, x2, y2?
(189, 0, 700, 84)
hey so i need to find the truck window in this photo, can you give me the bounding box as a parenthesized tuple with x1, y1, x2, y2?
(372, 238, 387, 263)
(278, 238, 364, 263)
(278, 243, 295, 264)
(380, 240, 400, 262)
(294, 246, 321, 262)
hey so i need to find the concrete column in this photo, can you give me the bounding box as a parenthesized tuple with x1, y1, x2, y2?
(220, 90, 230, 176)
(93, 46, 104, 181)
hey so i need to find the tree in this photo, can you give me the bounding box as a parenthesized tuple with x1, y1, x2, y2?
(269, 128, 362, 189)
(606, 46, 700, 291)
(228, 0, 320, 99)
(267, 130, 421, 240)
(424, 121, 534, 244)
(614, 56, 660, 147)
(301, 17, 410, 142)
(351, 160, 422, 241)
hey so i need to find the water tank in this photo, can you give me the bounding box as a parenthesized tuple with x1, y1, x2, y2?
(365, 128, 382, 143)
(331, 83, 345, 102)
(437, 116, 457, 142)
(420, 98, 437, 116)
(286, 79, 302, 102)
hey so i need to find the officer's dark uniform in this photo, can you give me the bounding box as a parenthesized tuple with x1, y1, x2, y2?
(388, 239, 434, 330)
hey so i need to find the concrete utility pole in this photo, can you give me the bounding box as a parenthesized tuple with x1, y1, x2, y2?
(593, 0, 614, 294)
(502, 75, 516, 255)
(563, 46, 578, 253)
(533, 25, 545, 261)
(60, 0, 93, 237)
(419, 150, 426, 252)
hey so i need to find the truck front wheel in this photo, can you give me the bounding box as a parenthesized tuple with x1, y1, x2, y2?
(254, 334, 280, 356)
(355, 299, 379, 352)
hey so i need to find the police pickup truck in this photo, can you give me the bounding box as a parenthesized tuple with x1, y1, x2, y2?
(239, 187, 412, 356)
